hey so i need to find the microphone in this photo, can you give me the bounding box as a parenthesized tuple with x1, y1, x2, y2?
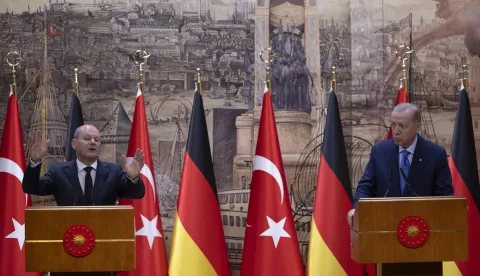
(400, 168, 419, 197)
(383, 167, 393, 197)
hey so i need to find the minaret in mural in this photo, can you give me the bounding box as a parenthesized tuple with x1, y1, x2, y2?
(99, 102, 132, 165)
(27, 5, 68, 206)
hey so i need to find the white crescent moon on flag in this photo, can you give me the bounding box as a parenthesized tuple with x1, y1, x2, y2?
(0, 157, 28, 207)
(49, 24, 58, 35)
(253, 155, 284, 205)
(127, 157, 155, 202)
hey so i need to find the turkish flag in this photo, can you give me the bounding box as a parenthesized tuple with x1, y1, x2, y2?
(386, 82, 408, 139)
(240, 83, 304, 276)
(0, 88, 41, 275)
(118, 86, 169, 275)
(47, 23, 61, 37)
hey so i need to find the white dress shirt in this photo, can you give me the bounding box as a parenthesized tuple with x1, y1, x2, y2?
(398, 134, 418, 166)
(77, 159, 97, 195)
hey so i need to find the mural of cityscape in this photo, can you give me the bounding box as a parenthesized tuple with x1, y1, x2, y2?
(1, 0, 480, 274)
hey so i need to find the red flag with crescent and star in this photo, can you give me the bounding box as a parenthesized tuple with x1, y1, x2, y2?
(47, 23, 61, 37)
(118, 85, 169, 276)
(386, 81, 408, 139)
(240, 83, 304, 276)
(0, 87, 41, 276)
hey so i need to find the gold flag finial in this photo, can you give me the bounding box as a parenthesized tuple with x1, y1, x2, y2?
(196, 68, 202, 95)
(133, 50, 150, 92)
(462, 64, 468, 90)
(6, 51, 21, 97)
(74, 68, 79, 96)
(260, 48, 276, 92)
(332, 66, 337, 93)
(395, 45, 414, 95)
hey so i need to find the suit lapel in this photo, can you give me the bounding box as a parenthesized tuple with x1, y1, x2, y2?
(93, 160, 109, 197)
(64, 160, 84, 198)
(405, 135, 424, 196)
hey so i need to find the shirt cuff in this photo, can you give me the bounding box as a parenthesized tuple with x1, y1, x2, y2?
(29, 158, 42, 167)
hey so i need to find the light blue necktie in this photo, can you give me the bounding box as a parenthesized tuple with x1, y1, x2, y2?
(400, 150, 411, 194)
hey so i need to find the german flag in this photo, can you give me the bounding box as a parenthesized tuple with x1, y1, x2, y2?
(443, 84, 480, 275)
(64, 91, 84, 161)
(169, 84, 230, 276)
(307, 87, 365, 275)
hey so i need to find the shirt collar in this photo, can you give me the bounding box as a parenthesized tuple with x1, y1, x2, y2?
(399, 134, 418, 155)
(76, 159, 98, 172)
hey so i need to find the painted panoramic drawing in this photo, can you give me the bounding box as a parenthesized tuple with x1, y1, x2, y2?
(0, 0, 479, 274)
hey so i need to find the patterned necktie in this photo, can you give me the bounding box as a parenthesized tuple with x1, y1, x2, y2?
(400, 150, 411, 194)
(84, 167, 93, 205)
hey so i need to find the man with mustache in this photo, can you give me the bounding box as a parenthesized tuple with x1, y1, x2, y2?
(348, 103, 454, 226)
(22, 124, 145, 206)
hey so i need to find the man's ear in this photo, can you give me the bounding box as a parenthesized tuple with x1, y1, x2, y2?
(71, 139, 77, 150)
(415, 121, 422, 132)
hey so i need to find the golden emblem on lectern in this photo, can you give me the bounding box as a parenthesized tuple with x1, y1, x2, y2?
(397, 216, 429, 248)
(63, 224, 96, 257)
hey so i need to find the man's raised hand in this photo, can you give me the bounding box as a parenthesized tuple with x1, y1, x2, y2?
(28, 131, 49, 162)
(122, 148, 145, 179)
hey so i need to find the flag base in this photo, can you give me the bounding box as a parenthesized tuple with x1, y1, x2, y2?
(377, 262, 442, 276)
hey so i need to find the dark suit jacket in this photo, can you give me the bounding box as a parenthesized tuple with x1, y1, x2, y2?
(22, 160, 145, 206)
(353, 134, 454, 208)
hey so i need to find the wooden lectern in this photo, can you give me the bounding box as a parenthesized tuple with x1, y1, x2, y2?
(351, 196, 468, 276)
(25, 206, 136, 275)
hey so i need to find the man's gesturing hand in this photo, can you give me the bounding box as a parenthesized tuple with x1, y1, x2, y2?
(122, 148, 145, 179)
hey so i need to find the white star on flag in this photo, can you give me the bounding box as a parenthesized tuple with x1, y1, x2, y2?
(260, 216, 291, 248)
(5, 218, 25, 250)
(135, 214, 162, 249)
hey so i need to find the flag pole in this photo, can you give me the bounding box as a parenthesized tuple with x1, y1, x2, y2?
(265, 56, 271, 92)
(196, 68, 203, 95)
(332, 66, 337, 93)
(139, 63, 144, 92)
(401, 58, 407, 94)
(73, 68, 79, 96)
(462, 64, 468, 91)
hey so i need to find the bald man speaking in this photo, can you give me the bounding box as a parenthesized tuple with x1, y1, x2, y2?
(22, 124, 145, 206)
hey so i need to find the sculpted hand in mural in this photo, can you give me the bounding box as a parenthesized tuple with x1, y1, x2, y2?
(383, 0, 477, 89)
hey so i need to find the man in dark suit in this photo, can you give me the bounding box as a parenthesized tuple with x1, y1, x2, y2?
(348, 103, 454, 225)
(23, 124, 145, 206)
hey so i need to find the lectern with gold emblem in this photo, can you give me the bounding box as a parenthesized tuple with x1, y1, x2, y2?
(24, 206, 135, 275)
(350, 197, 468, 276)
